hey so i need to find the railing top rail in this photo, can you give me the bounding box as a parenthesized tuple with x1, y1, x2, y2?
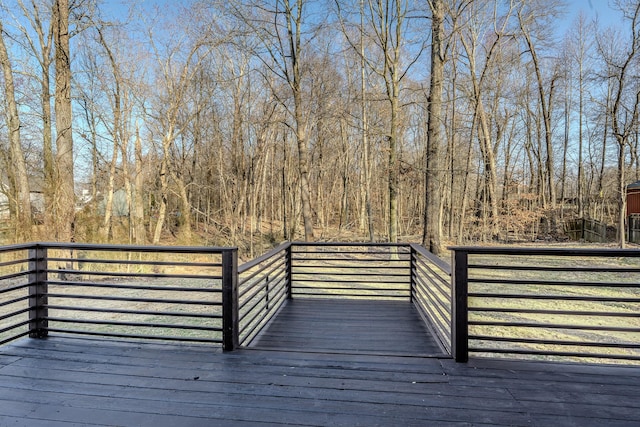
(0, 243, 37, 253)
(290, 241, 411, 248)
(449, 246, 640, 257)
(238, 242, 291, 274)
(25, 242, 237, 254)
(409, 244, 452, 275)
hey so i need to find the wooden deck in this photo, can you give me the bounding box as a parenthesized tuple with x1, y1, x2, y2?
(249, 298, 445, 356)
(0, 298, 638, 426)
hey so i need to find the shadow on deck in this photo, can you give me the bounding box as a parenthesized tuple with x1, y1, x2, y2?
(249, 298, 447, 357)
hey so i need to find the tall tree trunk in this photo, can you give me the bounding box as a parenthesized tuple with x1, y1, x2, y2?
(389, 91, 399, 243)
(520, 14, 557, 231)
(617, 140, 626, 248)
(53, 0, 75, 241)
(133, 127, 146, 244)
(423, 0, 444, 254)
(152, 158, 168, 244)
(0, 21, 32, 240)
(360, 0, 374, 241)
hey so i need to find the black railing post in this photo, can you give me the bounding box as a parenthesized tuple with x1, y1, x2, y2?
(409, 245, 416, 302)
(28, 245, 48, 339)
(451, 249, 469, 362)
(286, 243, 293, 299)
(222, 248, 239, 351)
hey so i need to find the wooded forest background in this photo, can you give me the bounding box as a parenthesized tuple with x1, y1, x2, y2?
(1, 0, 640, 258)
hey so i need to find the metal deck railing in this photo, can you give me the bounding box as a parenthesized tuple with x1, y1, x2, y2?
(1, 242, 639, 365)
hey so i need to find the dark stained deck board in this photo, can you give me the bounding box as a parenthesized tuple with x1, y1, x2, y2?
(250, 298, 445, 355)
(0, 337, 638, 426)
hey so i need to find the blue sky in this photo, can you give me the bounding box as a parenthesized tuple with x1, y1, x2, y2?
(567, 0, 619, 27)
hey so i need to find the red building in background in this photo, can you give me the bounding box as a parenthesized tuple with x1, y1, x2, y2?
(628, 180, 640, 217)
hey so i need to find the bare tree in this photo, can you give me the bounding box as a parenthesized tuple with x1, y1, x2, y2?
(229, 0, 316, 241)
(0, 20, 32, 240)
(53, 0, 75, 241)
(423, 0, 445, 254)
(15, 0, 55, 230)
(598, 1, 640, 248)
(518, 0, 563, 233)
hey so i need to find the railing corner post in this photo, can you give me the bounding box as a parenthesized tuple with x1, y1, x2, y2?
(409, 245, 416, 302)
(451, 249, 468, 363)
(222, 248, 239, 351)
(28, 245, 48, 339)
(286, 243, 293, 300)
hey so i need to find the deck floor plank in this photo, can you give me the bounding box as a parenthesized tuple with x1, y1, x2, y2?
(250, 298, 445, 355)
(0, 298, 638, 426)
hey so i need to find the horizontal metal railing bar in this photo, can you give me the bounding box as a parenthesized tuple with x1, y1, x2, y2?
(0, 257, 29, 269)
(239, 283, 287, 331)
(47, 269, 223, 281)
(239, 286, 286, 336)
(413, 257, 451, 287)
(468, 293, 640, 303)
(240, 274, 286, 312)
(46, 257, 223, 268)
(238, 242, 290, 274)
(291, 241, 410, 248)
(240, 277, 286, 316)
(292, 278, 409, 285)
(239, 294, 267, 322)
(33, 242, 235, 254)
(44, 305, 221, 319)
(0, 330, 29, 346)
(46, 317, 222, 332)
(468, 264, 640, 273)
(469, 335, 640, 348)
(413, 280, 451, 313)
(0, 295, 30, 308)
(450, 246, 640, 257)
(239, 291, 287, 346)
(471, 307, 639, 317)
(0, 307, 30, 322)
(413, 293, 448, 330)
(240, 278, 271, 306)
(46, 328, 223, 343)
(413, 283, 451, 318)
(0, 271, 30, 283)
(291, 270, 410, 277)
(469, 278, 640, 288)
(292, 284, 408, 291)
(291, 257, 410, 264)
(44, 293, 221, 306)
(239, 271, 286, 305)
(412, 268, 451, 302)
(45, 280, 220, 293)
(413, 291, 449, 337)
(0, 282, 31, 295)
(291, 291, 408, 298)
(292, 268, 409, 275)
(410, 244, 452, 275)
(467, 347, 640, 361)
(290, 253, 412, 259)
(238, 254, 286, 287)
(0, 320, 30, 335)
(239, 256, 287, 290)
(0, 243, 36, 253)
(469, 320, 640, 332)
